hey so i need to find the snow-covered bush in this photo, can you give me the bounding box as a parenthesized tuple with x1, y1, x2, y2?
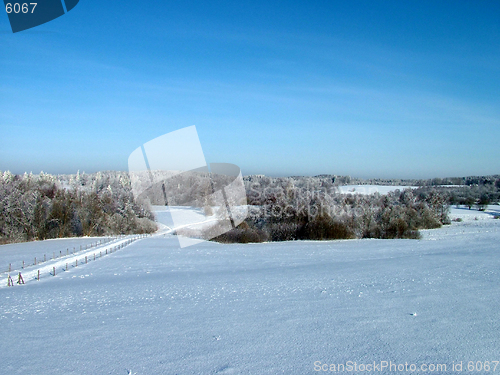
(0, 171, 157, 244)
(211, 221, 269, 243)
(216, 176, 455, 243)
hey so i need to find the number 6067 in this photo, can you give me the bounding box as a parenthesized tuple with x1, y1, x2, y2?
(5, 3, 37, 14)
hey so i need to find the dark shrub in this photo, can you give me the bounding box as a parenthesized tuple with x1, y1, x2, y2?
(298, 214, 355, 240)
(268, 222, 301, 241)
(211, 222, 268, 243)
(383, 217, 421, 239)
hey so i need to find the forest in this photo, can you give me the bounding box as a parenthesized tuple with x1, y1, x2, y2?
(0, 171, 157, 244)
(1, 171, 499, 245)
(212, 174, 500, 243)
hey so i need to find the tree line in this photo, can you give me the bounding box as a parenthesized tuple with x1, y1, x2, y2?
(2, 171, 498, 245)
(212, 174, 499, 244)
(0, 171, 157, 244)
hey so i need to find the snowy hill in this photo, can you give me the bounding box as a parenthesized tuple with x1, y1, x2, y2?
(1, 209, 500, 374)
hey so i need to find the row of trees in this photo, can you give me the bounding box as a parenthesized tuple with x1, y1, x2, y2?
(213, 176, 452, 243)
(0, 171, 157, 244)
(2, 170, 497, 245)
(309, 174, 500, 187)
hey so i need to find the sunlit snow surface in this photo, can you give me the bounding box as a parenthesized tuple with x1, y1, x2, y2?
(1, 208, 500, 374)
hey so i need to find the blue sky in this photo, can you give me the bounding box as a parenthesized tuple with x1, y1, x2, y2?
(1, 0, 499, 178)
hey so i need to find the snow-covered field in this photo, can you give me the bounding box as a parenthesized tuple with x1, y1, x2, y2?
(1, 208, 500, 374)
(449, 205, 500, 221)
(337, 185, 417, 195)
(337, 184, 470, 195)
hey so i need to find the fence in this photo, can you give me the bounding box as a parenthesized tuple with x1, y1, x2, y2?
(3, 234, 151, 287)
(1, 237, 121, 274)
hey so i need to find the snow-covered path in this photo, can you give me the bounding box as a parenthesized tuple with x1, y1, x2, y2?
(0, 235, 147, 287)
(0, 236, 117, 273)
(1, 218, 500, 374)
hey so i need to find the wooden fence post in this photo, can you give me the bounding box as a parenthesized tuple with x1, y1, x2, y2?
(53, 267, 56, 276)
(22, 260, 24, 269)
(66, 263, 68, 271)
(34, 257, 37, 265)
(76, 259, 78, 267)
(85, 256, 88, 264)
(37, 270, 40, 281)
(8, 263, 11, 272)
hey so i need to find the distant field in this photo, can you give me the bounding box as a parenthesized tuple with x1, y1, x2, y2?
(337, 185, 417, 195)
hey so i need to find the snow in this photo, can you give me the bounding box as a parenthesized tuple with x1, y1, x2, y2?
(1, 207, 500, 374)
(449, 205, 500, 221)
(151, 205, 253, 246)
(338, 185, 417, 195)
(0, 236, 115, 273)
(0, 236, 146, 287)
(152, 205, 222, 236)
(337, 184, 481, 195)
